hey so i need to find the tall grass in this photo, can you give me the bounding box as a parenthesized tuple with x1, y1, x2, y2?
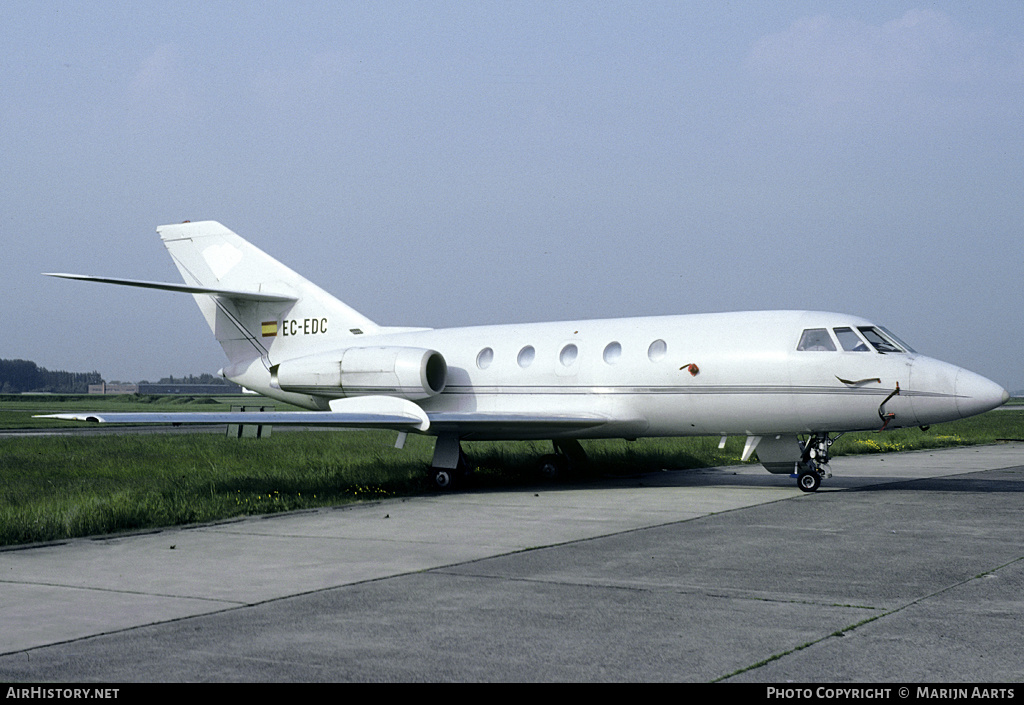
(832, 410, 1024, 454)
(0, 431, 430, 545)
(1, 410, 1021, 546)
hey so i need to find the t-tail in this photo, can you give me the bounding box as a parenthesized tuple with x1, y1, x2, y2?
(48, 221, 383, 408)
(158, 220, 377, 361)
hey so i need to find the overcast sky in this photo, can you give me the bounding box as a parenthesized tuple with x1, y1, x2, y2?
(3, 1, 1022, 390)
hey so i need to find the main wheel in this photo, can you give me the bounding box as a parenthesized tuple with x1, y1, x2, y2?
(797, 470, 821, 493)
(432, 468, 456, 490)
(536, 454, 568, 480)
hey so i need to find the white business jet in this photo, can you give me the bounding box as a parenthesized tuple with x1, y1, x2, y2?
(43, 221, 1009, 492)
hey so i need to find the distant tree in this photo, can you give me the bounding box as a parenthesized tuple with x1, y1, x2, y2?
(0, 359, 103, 394)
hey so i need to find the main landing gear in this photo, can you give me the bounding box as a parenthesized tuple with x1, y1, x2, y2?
(429, 434, 473, 489)
(431, 453, 472, 489)
(535, 439, 588, 480)
(429, 435, 588, 489)
(795, 432, 834, 493)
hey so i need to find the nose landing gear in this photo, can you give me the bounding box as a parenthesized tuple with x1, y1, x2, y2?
(796, 433, 835, 493)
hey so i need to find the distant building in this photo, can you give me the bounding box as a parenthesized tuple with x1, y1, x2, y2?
(89, 383, 139, 395)
(139, 383, 242, 395)
(89, 382, 242, 395)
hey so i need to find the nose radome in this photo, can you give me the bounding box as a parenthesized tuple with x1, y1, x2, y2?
(955, 368, 1010, 419)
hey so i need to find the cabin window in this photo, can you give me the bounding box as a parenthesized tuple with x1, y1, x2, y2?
(476, 347, 494, 369)
(648, 339, 667, 361)
(833, 327, 869, 352)
(559, 344, 578, 367)
(517, 345, 536, 368)
(797, 328, 836, 351)
(603, 341, 622, 364)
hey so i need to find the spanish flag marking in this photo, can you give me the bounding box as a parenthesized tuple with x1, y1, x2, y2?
(261, 321, 278, 337)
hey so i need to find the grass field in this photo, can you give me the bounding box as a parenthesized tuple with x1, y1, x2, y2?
(1, 395, 1021, 546)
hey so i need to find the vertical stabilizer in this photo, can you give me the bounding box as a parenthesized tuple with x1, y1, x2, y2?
(156, 221, 378, 366)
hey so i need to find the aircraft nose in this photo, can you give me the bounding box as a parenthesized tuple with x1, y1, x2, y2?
(954, 368, 1010, 419)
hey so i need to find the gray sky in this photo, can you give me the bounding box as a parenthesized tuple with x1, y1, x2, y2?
(3, 1, 1022, 390)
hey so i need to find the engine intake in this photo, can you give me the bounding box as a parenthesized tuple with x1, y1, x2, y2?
(272, 347, 447, 400)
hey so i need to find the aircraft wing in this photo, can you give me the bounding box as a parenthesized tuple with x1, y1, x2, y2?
(424, 411, 629, 440)
(36, 396, 430, 431)
(36, 404, 614, 439)
(44, 273, 297, 303)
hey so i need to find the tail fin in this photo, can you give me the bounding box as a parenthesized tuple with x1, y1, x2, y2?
(156, 221, 379, 365)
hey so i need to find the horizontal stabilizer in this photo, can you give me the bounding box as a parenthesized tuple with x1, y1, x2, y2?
(36, 396, 430, 431)
(44, 273, 298, 304)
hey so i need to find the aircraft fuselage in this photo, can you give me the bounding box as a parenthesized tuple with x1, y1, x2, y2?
(230, 309, 1005, 441)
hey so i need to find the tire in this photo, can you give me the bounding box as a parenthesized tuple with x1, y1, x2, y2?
(536, 454, 567, 480)
(797, 471, 821, 493)
(433, 468, 455, 490)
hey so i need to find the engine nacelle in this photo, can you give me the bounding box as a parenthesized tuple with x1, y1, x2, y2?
(272, 347, 447, 401)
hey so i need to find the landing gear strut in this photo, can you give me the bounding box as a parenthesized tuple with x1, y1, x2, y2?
(430, 435, 590, 489)
(430, 433, 472, 490)
(796, 432, 834, 493)
(535, 439, 588, 480)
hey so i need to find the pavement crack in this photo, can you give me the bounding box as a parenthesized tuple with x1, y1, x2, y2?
(716, 554, 1024, 682)
(0, 578, 244, 605)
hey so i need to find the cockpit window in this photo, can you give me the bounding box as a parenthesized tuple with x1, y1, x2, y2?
(797, 328, 837, 351)
(879, 326, 916, 353)
(833, 327, 870, 352)
(858, 326, 906, 354)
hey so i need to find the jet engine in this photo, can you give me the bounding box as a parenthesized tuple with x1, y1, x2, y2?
(271, 347, 447, 400)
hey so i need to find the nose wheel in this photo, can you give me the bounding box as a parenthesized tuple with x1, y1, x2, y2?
(797, 467, 822, 492)
(795, 432, 836, 492)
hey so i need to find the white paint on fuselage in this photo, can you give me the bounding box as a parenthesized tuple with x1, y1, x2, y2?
(233, 309, 994, 440)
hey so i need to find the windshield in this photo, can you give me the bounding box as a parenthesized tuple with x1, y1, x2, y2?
(797, 325, 916, 354)
(879, 326, 916, 353)
(833, 327, 870, 352)
(858, 326, 907, 354)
